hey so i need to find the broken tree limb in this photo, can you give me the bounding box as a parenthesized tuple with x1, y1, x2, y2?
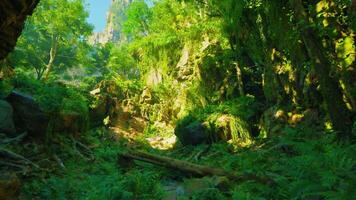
(118, 149, 273, 184)
(0, 132, 27, 145)
(0, 148, 41, 170)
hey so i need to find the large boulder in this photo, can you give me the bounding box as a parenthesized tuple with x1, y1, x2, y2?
(0, 100, 16, 135)
(6, 91, 49, 138)
(174, 115, 212, 146)
(175, 113, 252, 146)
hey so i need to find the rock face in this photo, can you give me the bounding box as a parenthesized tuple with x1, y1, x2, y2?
(6, 91, 49, 138)
(0, 100, 16, 135)
(0, 0, 39, 60)
(89, 0, 132, 44)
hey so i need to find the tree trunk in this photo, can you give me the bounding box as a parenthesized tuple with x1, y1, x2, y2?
(289, 0, 352, 137)
(118, 149, 273, 184)
(234, 62, 245, 96)
(43, 35, 58, 80)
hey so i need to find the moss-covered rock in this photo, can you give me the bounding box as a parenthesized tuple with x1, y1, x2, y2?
(175, 112, 252, 146)
(175, 115, 212, 146)
(6, 91, 49, 138)
(0, 100, 15, 135)
(208, 114, 251, 143)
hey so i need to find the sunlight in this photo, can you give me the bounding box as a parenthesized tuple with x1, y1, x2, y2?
(0, 0, 355, 199)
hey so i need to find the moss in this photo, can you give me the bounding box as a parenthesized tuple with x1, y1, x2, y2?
(174, 97, 256, 145)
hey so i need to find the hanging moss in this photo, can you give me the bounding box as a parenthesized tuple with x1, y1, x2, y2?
(208, 113, 252, 144)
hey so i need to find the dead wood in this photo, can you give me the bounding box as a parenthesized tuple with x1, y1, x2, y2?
(118, 149, 273, 184)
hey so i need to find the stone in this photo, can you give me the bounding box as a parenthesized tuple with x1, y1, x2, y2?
(174, 116, 210, 146)
(6, 91, 49, 138)
(0, 100, 16, 135)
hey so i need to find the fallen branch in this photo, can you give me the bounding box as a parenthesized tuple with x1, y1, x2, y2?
(53, 154, 66, 170)
(0, 148, 41, 169)
(0, 160, 27, 170)
(0, 132, 27, 145)
(118, 149, 273, 184)
(71, 137, 95, 161)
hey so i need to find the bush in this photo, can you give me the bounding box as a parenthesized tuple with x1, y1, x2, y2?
(12, 72, 89, 134)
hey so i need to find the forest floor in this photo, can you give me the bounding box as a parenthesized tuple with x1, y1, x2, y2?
(1, 118, 355, 199)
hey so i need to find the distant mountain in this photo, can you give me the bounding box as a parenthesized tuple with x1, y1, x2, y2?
(89, 0, 132, 44)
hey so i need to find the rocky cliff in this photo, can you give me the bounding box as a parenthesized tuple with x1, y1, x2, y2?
(0, 0, 39, 60)
(89, 0, 132, 45)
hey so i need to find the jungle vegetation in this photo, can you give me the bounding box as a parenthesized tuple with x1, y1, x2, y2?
(0, 0, 355, 199)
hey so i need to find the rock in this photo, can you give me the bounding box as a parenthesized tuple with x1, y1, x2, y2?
(212, 114, 251, 143)
(6, 91, 49, 138)
(175, 113, 252, 146)
(174, 116, 211, 146)
(0, 100, 16, 135)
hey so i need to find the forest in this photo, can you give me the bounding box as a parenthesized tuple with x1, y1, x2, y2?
(0, 0, 355, 199)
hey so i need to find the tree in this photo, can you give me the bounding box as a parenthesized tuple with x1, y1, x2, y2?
(289, 0, 352, 137)
(123, 0, 153, 39)
(11, 0, 93, 80)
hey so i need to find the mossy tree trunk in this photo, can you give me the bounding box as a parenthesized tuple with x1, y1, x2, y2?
(290, 0, 352, 137)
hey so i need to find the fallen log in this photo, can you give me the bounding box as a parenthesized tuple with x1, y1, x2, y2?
(0, 132, 27, 145)
(0, 148, 40, 169)
(118, 149, 273, 184)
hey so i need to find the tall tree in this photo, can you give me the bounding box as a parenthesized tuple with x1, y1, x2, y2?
(11, 0, 92, 80)
(289, 0, 352, 137)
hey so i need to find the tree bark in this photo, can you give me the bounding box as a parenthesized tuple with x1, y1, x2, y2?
(235, 62, 245, 96)
(289, 0, 352, 137)
(0, 0, 40, 61)
(43, 35, 58, 80)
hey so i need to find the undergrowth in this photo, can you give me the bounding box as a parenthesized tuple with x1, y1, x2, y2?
(19, 126, 356, 199)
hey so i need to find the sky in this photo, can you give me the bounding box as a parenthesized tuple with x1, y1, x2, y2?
(86, 0, 112, 33)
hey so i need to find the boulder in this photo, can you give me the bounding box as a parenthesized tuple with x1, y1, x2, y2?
(175, 113, 252, 146)
(6, 91, 49, 138)
(174, 116, 211, 146)
(0, 100, 16, 135)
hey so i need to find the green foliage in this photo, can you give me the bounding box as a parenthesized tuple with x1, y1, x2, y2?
(10, 0, 93, 80)
(6, 0, 355, 199)
(21, 129, 164, 200)
(123, 0, 152, 39)
(12, 71, 89, 134)
(13, 72, 88, 116)
(175, 96, 258, 145)
(108, 45, 140, 79)
(0, 78, 13, 99)
(115, 170, 163, 199)
(190, 188, 226, 200)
